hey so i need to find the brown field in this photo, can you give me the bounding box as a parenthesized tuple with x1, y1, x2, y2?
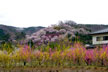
(0, 66, 108, 72)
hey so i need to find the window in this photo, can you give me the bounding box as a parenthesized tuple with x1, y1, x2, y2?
(97, 36, 108, 41)
(103, 36, 108, 40)
(96, 37, 101, 41)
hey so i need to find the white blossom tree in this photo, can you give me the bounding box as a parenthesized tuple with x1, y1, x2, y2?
(26, 21, 90, 45)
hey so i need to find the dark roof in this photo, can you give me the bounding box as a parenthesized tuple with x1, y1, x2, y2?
(90, 28, 108, 35)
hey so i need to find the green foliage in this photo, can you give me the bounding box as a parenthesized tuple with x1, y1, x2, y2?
(28, 40, 35, 49)
(0, 42, 14, 53)
(15, 32, 26, 40)
(72, 33, 92, 44)
(0, 29, 10, 41)
(49, 42, 58, 49)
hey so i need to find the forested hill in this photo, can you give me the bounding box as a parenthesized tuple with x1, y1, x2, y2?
(0, 23, 108, 41)
(0, 24, 44, 41)
(79, 24, 108, 32)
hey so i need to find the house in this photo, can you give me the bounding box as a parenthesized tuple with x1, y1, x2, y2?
(90, 28, 108, 45)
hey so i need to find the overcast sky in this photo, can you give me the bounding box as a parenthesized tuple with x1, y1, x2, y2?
(0, 0, 108, 27)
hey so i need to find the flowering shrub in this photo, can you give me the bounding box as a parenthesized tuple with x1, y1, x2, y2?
(0, 42, 108, 67)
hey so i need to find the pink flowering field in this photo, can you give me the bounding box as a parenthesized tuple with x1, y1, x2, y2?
(0, 41, 108, 68)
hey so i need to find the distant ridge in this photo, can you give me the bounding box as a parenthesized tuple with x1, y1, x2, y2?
(0, 23, 108, 41)
(75, 24, 108, 32)
(0, 24, 45, 41)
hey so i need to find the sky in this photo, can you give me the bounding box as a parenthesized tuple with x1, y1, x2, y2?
(0, 0, 108, 27)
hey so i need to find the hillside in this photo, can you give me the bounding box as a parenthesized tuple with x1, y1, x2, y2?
(26, 21, 90, 45)
(22, 26, 45, 35)
(79, 24, 108, 32)
(0, 25, 19, 41)
(0, 22, 108, 42)
(0, 24, 45, 41)
(22, 24, 108, 34)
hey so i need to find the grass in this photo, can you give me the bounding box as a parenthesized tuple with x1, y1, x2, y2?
(0, 66, 108, 72)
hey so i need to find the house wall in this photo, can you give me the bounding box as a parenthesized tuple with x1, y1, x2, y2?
(92, 34, 108, 45)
